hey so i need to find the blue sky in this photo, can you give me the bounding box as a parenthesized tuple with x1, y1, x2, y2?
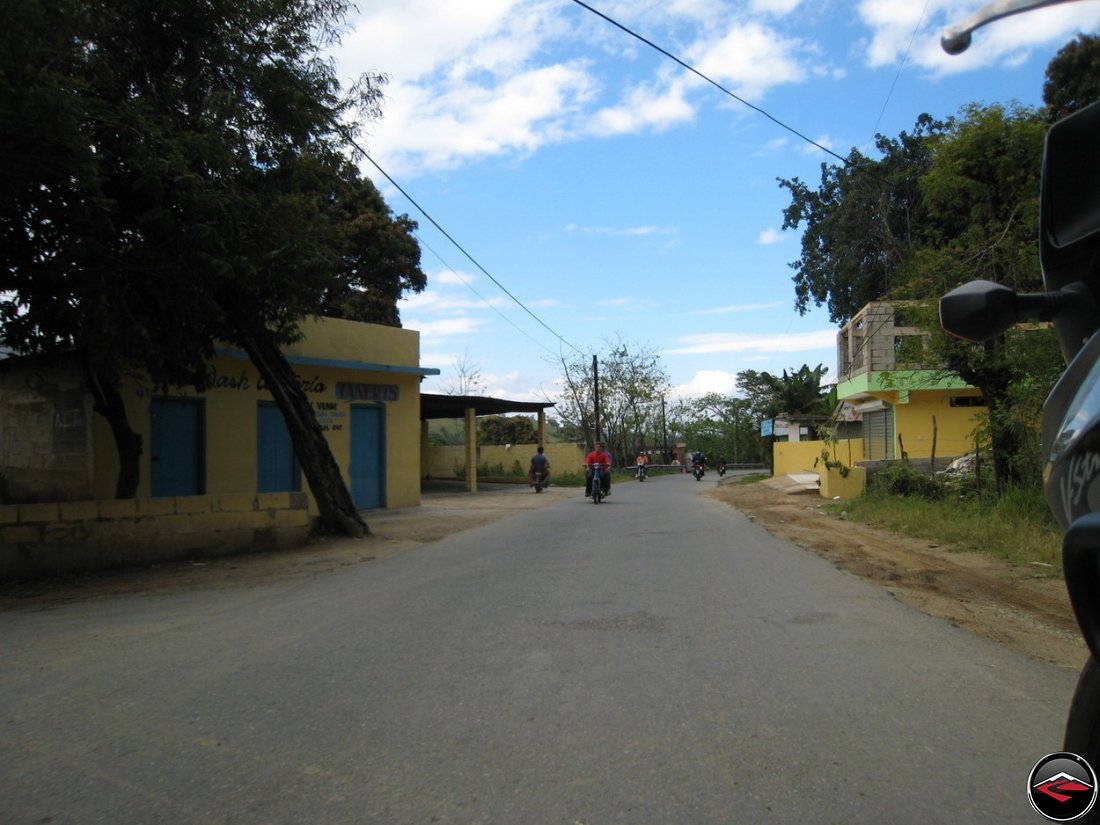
(328, 0, 1100, 404)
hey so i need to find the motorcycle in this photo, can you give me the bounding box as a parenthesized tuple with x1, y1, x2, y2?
(587, 464, 608, 504)
(692, 461, 704, 481)
(718, 461, 727, 477)
(937, 0, 1100, 798)
(636, 459, 648, 481)
(532, 470, 548, 493)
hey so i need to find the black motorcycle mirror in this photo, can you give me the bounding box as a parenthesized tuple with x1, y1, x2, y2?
(940, 279, 1089, 343)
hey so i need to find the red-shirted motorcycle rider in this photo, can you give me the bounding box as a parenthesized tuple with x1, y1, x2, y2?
(584, 442, 613, 498)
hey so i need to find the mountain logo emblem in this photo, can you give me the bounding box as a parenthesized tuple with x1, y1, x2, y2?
(1029, 753, 1098, 822)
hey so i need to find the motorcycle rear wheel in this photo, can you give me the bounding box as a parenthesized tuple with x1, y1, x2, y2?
(1064, 655, 1100, 822)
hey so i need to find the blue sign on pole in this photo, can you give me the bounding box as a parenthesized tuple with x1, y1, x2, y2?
(761, 419, 773, 437)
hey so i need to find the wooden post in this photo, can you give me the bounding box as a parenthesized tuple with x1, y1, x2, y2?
(930, 416, 938, 475)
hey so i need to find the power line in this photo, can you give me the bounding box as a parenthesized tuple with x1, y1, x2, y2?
(570, 0, 851, 167)
(413, 231, 562, 357)
(355, 150, 581, 354)
(870, 0, 930, 142)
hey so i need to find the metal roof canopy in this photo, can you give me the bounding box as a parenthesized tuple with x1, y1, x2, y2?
(420, 393, 554, 420)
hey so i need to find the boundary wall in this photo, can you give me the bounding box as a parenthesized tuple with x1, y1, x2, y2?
(1, 492, 312, 580)
(425, 443, 587, 479)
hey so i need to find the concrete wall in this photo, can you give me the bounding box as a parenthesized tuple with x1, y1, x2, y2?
(0, 492, 312, 579)
(425, 443, 587, 478)
(819, 463, 867, 500)
(0, 360, 94, 503)
(774, 439, 866, 477)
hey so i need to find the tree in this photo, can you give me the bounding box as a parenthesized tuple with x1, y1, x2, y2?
(478, 415, 538, 446)
(778, 115, 945, 324)
(736, 365, 830, 419)
(441, 351, 485, 396)
(555, 340, 670, 464)
(1043, 33, 1100, 122)
(669, 393, 762, 466)
(1, 0, 424, 535)
(906, 103, 1055, 487)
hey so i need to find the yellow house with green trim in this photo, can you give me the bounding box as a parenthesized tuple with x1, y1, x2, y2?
(836, 302, 986, 461)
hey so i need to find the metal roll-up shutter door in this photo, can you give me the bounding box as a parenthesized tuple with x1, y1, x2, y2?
(864, 406, 895, 461)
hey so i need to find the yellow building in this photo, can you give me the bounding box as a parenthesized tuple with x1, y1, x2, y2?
(2, 316, 438, 513)
(835, 302, 985, 461)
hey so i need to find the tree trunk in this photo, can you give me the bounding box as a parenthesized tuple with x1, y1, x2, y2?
(236, 326, 368, 538)
(86, 367, 142, 499)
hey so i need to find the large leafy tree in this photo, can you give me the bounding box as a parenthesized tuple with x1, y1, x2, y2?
(0, 0, 424, 535)
(1043, 33, 1100, 122)
(778, 115, 945, 325)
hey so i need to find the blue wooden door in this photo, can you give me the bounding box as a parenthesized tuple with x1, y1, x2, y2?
(257, 402, 300, 493)
(150, 398, 205, 497)
(350, 405, 385, 509)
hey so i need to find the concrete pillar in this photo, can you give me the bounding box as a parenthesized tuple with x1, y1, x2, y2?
(465, 407, 477, 492)
(420, 419, 429, 482)
(537, 409, 546, 447)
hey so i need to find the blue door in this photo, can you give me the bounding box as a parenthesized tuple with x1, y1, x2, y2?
(350, 405, 385, 509)
(257, 402, 300, 493)
(150, 398, 205, 497)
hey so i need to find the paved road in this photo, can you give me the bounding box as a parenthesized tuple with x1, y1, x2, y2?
(0, 475, 1080, 824)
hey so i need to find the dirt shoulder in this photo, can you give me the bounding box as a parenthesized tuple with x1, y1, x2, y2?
(706, 478, 1087, 672)
(1, 478, 1088, 673)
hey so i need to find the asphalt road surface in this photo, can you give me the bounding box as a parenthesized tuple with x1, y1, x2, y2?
(0, 474, 1081, 824)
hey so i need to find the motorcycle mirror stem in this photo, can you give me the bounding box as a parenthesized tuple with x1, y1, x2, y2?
(939, 279, 1093, 342)
(942, 0, 1079, 54)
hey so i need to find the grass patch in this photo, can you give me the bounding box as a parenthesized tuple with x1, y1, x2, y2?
(828, 485, 1062, 573)
(737, 472, 770, 485)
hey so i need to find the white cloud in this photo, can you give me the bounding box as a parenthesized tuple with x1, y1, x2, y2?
(689, 21, 810, 101)
(756, 227, 784, 245)
(331, 1, 832, 179)
(588, 74, 697, 137)
(565, 223, 678, 236)
(695, 301, 785, 315)
(664, 329, 836, 355)
(670, 369, 740, 399)
(406, 317, 485, 338)
(434, 270, 478, 286)
(750, 0, 802, 16)
(400, 290, 505, 313)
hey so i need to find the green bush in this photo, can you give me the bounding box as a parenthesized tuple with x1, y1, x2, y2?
(874, 462, 946, 501)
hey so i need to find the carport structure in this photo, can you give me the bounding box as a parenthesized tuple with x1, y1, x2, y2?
(420, 393, 556, 492)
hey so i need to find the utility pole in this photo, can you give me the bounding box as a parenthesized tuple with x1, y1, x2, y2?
(592, 355, 601, 442)
(661, 396, 668, 463)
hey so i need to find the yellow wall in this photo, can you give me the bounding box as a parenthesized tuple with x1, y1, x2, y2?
(425, 443, 586, 478)
(773, 438, 865, 477)
(819, 463, 867, 500)
(773, 438, 860, 476)
(882, 390, 984, 458)
(92, 318, 425, 511)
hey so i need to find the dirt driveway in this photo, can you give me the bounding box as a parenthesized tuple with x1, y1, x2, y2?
(1, 477, 1088, 672)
